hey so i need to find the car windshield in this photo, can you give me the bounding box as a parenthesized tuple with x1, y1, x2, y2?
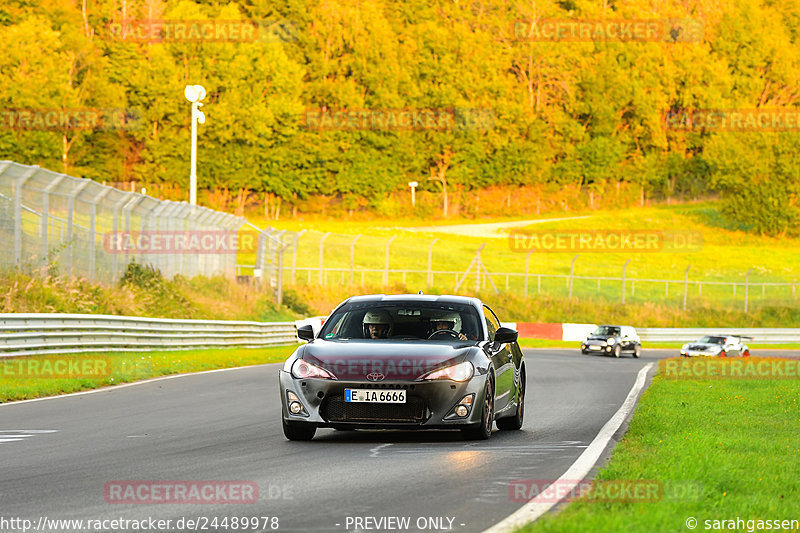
(698, 336, 726, 345)
(592, 326, 620, 336)
(319, 301, 482, 342)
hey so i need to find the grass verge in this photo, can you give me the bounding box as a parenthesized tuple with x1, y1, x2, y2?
(517, 367, 800, 532)
(0, 346, 297, 403)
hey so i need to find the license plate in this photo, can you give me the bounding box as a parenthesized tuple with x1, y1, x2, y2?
(589, 345, 601, 350)
(345, 389, 406, 403)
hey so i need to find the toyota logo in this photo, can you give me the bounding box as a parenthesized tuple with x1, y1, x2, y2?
(366, 372, 385, 382)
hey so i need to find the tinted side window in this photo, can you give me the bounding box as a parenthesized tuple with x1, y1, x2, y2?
(483, 305, 500, 342)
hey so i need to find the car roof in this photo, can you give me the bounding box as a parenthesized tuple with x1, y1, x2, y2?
(345, 294, 483, 308)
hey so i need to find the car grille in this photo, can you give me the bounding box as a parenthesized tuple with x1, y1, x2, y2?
(321, 395, 427, 423)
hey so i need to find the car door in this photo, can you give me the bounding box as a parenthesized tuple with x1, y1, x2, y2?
(621, 327, 635, 351)
(482, 305, 513, 412)
(725, 337, 740, 357)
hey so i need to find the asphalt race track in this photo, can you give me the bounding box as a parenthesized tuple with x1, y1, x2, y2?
(0, 349, 795, 533)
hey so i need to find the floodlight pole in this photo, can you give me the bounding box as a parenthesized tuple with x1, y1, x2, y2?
(190, 101, 199, 205)
(185, 85, 206, 206)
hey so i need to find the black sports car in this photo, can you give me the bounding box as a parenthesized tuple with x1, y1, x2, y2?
(279, 294, 526, 441)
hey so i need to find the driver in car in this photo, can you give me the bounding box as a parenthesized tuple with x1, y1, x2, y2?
(429, 312, 471, 340)
(363, 310, 393, 339)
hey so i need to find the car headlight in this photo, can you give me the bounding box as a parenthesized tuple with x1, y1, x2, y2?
(420, 361, 474, 382)
(607, 338, 616, 345)
(291, 359, 336, 380)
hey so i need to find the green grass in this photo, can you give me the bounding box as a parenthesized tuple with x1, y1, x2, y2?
(518, 339, 581, 348)
(0, 268, 298, 321)
(517, 370, 800, 532)
(0, 346, 297, 403)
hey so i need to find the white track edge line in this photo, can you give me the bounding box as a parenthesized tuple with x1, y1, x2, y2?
(0, 362, 283, 408)
(484, 362, 655, 533)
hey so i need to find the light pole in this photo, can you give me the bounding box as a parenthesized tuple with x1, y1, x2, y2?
(184, 85, 206, 205)
(408, 181, 418, 208)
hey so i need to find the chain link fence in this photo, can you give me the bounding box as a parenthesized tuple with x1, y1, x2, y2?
(0, 161, 261, 284)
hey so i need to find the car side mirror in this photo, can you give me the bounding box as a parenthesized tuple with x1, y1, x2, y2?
(494, 327, 518, 344)
(297, 324, 315, 342)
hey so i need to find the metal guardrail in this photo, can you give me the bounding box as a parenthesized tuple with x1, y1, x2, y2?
(0, 314, 299, 357)
(638, 328, 800, 344)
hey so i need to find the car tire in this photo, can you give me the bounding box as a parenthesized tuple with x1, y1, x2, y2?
(462, 378, 494, 440)
(581, 349, 588, 355)
(282, 418, 316, 441)
(633, 344, 641, 358)
(613, 344, 621, 358)
(497, 370, 525, 431)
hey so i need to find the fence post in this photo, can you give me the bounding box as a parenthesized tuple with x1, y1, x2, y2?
(40, 175, 65, 266)
(427, 238, 438, 287)
(65, 181, 89, 277)
(254, 229, 266, 290)
(13, 168, 37, 270)
(350, 234, 361, 285)
(525, 249, 533, 295)
(568, 254, 579, 299)
(318, 232, 330, 284)
(745, 268, 753, 313)
(88, 187, 111, 283)
(291, 230, 304, 284)
(277, 242, 290, 307)
(475, 244, 487, 292)
(384, 235, 396, 286)
(683, 265, 691, 310)
(621, 259, 631, 304)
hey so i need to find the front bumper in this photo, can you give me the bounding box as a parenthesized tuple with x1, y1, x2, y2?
(582, 343, 613, 353)
(279, 370, 489, 429)
(680, 351, 721, 357)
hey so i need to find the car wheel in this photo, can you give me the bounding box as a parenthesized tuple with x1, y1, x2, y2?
(613, 344, 621, 358)
(497, 369, 525, 431)
(581, 349, 588, 355)
(462, 378, 494, 440)
(719, 350, 726, 358)
(282, 418, 316, 441)
(633, 344, 641, 358)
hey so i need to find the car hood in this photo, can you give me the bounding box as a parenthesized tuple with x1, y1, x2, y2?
(300, 339, 478, 380)
(586, 335, 613, 341)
